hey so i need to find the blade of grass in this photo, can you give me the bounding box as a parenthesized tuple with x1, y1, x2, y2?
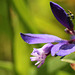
(0, 61, 13, 71)
(11, 8, 37, 75)
(12, 0, 39, 33)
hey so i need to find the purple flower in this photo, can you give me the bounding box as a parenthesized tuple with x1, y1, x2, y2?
(20, 33, 75, 67)
(20, 1, 75, 68)
(30, 43, 53, 68)
(50, 1, 74, 31)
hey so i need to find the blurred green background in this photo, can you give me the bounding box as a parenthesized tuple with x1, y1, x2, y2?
(0, 0, 75, 75)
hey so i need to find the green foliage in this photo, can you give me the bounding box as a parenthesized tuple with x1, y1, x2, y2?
(0, 0, 75, 75)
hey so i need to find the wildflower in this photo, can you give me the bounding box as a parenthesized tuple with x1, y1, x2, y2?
(30, 43, 53, 68)
(20, 1, 75, 68)
(50, 1, 74, 31)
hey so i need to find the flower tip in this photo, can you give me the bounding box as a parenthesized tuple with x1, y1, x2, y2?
(20, 33, 29, 44)
(37, 66, 40, 68)
(50, 1, 54, 5)
(20, 33, 24, 38)
(20, 33, 24, 36)
(50, 1, 56, 8)
(20, 33, 25, 40)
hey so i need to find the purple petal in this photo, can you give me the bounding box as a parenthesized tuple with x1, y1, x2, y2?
(42, 43, 53, 54)
(71, 35, 75, 39)
(51, 43, 66, 56)
(50, 1, 74, 31)
(56, 44, 75, 56)
(37, 60, 44, 68)
(20, 33, 62, 44)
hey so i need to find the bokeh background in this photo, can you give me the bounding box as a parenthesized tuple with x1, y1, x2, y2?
(0, 0, 75, 75)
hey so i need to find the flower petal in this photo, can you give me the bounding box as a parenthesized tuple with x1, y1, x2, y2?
(56, 44, 75, 56)
(51, 43, 66, 56)
(50, 1, 74, 31)
(20, 33, 62, 44)
(42, 43, 53, 54)
(30, 57, 37, 61)
(37, 60, 45, 68)
(71, 35, 75, 39)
